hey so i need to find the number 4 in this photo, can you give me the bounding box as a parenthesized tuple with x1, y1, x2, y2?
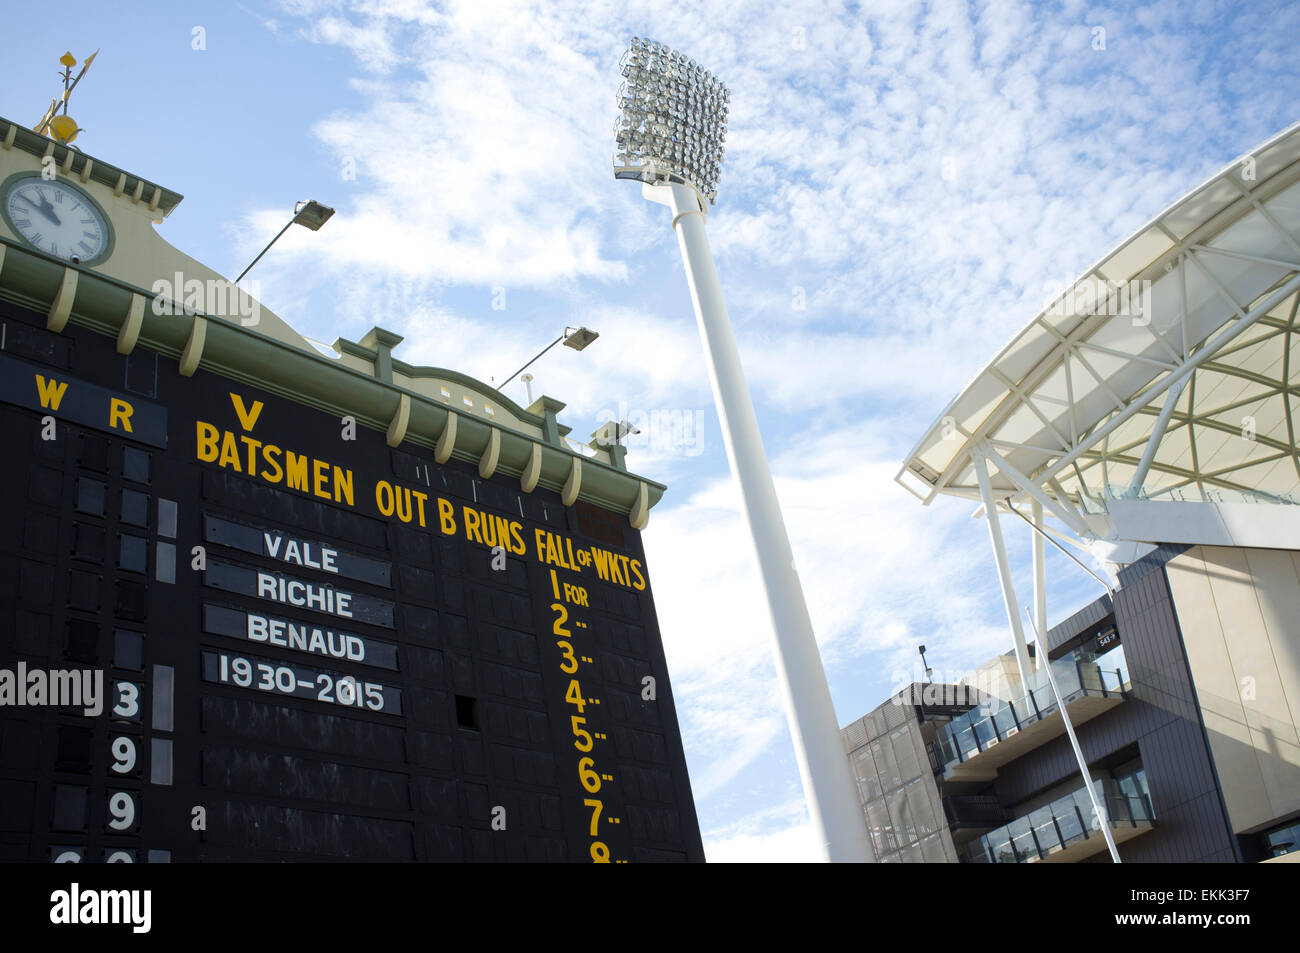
(584, 798, 603, 837)
(565, 679, 586, 713)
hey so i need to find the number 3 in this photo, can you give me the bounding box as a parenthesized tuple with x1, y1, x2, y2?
(556, 640, 578, 674)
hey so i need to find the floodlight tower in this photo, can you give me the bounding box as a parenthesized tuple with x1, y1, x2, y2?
(613, 37, 874, 863)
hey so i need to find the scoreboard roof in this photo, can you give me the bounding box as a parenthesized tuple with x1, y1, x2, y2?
(898, 119, 1300, 517)
(0, 116, 663, 526)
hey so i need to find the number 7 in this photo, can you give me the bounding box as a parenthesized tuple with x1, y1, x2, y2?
(584, 798, 603, 837)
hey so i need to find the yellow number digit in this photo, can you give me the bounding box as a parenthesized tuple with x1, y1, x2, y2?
(550, 602, 571, 638)
(579, 757, 601, 793)
(572, 714, 593, 752)
(584, 798, 603, 837)
(565, 679, 586, 713)
(556, 640, 578, 674)
(590, 841, 610, 863)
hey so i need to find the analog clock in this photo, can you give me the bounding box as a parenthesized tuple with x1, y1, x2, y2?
(2, 174, 114, 266)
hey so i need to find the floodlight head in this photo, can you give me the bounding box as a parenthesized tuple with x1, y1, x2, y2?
(613, 36, 729, 204)
(292, 200, 335, 231)
(563, 326, 599, 351)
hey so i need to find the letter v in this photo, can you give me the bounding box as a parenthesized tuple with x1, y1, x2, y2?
(230, 393, 264, 431)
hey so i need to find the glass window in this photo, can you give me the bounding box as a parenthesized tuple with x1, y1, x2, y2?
(122, 447, 150, 484)
(1266, 821, 1300, 857)
(51, 784, 88, 832)
(153, 665, 174, 732)
(866, 798, 895, 856)
(853, 748, 881, 802)
(118, 534, 147, 573)
(120, 489, 149, 527)
(157, 499, 178, 538)
(871, 738, 901, 792)
(113, 630, 144, 671)
(907, 780, 937, 837)
(150, 738, 173, 786)
(887, 785, 916, 848)
(75, 478, 106, 515)
(890, 726, 922, 783)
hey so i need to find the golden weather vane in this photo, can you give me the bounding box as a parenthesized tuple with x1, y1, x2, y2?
(33, 49, 99, 145)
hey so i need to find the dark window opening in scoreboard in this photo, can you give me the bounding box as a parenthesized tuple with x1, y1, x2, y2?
(121, 488, 150, 528)
(64, 619, 99, 663)
(455, 694, 479, 730)
(55, 727, 93, 774)
(575, 499, 626, 549)
(75, 477, 106, 516)
(119, 534, 148, 574)
(114, 630, 145, 671)
(79, 433, 110, 472)
(122, 447, 150, 484)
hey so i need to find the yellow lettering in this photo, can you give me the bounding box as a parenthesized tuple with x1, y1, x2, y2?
(230, 393, 264, 431)
(196, 421, 219, 462)
(376, 481, 394, 516)
(412, 490, 428, 528)
(108, 397, 134, 433)
(333, 466, 354, 507)
(218, 430, 242, 471)
(312, 459, 331, 500)
(284, 452, 308, 492)
(509, 522, 525, 555)
(590, 547, 612, 583)
(463, 506, 483, 544)
(534, 528, 548, 562)
(630, 559, 645, 591)
(261, 444, 283, 483)
(437, 498, 456, 535)
(34, 375, 68, 410)
(493, 516, 512, 553)
(240, 435, 261, 473)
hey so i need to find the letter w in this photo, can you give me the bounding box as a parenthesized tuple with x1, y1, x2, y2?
(35, 375, 69, 410)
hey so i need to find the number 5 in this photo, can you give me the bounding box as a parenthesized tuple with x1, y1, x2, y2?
(571, 715, 593, 752)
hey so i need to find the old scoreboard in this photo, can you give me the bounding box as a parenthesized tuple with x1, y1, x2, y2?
(0, 229, 703, 861)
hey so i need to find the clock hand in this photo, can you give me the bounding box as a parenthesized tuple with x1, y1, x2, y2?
(19, 194, 62, 226)
(36, 194, 63, 226)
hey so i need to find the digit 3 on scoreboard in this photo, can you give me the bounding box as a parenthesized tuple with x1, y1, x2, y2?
(549, 569, 628, 864)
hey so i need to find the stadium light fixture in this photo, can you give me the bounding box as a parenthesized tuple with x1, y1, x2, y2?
(235, 200, 335, 283)
(614, 37, 874, 864)
(497, 326, 598, 392)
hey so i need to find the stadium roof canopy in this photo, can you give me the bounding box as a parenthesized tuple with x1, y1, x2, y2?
(899, 120, 1300, 534)
(897, 119, 1300, 684)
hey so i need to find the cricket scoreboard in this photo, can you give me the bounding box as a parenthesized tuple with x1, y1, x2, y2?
(0, 295, 704, 863)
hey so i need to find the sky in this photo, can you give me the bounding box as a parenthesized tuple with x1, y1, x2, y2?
(5, 0, 1298, 861)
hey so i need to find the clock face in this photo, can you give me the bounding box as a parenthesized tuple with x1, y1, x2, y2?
(3, 176, 112, 265)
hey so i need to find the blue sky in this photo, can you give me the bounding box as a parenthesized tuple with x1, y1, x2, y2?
(6, 0, 1298, 859)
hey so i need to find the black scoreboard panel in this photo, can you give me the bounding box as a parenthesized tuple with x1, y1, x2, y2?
(0, 298, 704, 863)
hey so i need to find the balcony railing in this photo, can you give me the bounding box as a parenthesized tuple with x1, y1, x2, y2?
(963, 772, 1154, 863)
(934, 658, 1125, 775)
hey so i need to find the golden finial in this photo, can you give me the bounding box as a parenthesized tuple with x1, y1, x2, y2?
(34, 49, 99, 144)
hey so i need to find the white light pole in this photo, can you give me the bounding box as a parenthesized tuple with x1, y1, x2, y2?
(613, 37, 874, 863)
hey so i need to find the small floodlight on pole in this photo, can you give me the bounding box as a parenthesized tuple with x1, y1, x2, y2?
(497, 327, 599, 393)
(235, 200, 335, 284)
(613, 37, 874, 863)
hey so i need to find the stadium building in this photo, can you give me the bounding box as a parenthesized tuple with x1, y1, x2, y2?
(860, 120, 1300, 863)
(0, 113, 704, 863)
